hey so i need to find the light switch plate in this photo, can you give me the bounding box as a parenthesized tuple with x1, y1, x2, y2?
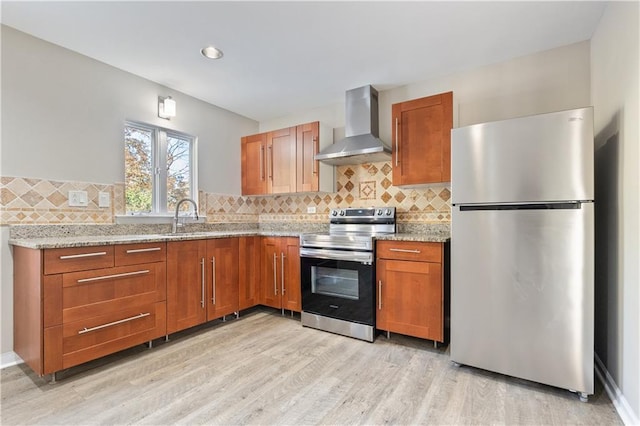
(306, 206, 317, 214)
(68, 190, 88, 207)
(98, 191, 110, 208)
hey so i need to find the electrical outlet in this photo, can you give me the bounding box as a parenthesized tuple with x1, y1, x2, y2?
(306, 206, 317, 214)
(98, 191, 110, 208)
(68, 190, 88, 207)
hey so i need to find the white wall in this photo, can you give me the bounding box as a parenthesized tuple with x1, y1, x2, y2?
(0, 25, 258, 355)
(261, 41, 591, 139)
(591, 2, 640, 424)
(1, 25, 258, 194)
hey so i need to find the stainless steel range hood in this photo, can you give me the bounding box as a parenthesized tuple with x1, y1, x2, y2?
(315, 85, 391, 165)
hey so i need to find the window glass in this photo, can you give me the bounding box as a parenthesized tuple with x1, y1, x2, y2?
(124, 126, 153, 213)
(124, 122, 196, 215)
(167, 135, 191, 213)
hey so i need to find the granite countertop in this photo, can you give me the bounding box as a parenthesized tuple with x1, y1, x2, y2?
(9, 223, 450, 249)
(8, 230, 310, 249)
(374, 233, 449, 243)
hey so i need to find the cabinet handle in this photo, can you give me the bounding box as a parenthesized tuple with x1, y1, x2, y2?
(268, 146, 273, 180)
(312, 136, 318, 175)
(378, 280, 382, 310)
(60, 251, 107, 260)
(200, 258, 205, 308)
(395, 117, 399, 167)
(77, 269, 149, 283)
(260, 145, 265, 180)
(389, 248, 421, 254)
(78, 312, 150, 335)
(126, 247, 161, 254)
(281, 252, 286, 295)
(211, 256, 216, 304)
(273, 253, 278, 295)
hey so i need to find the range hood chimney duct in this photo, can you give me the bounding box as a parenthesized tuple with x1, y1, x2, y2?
(315, 85, 391, 165)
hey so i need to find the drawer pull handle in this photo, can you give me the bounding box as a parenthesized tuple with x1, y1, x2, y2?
(60, 251, 107, 260)
(388, 248, 421, 254)
(77, 269, 150, 283)
(78, 312, 150, 335)
(126, 247, 162, 254)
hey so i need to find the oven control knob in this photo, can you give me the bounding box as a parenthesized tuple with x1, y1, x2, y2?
(385, 209, 392, 216)
(331, 210, 338, 216)
(339, 210, 345, 216)
(377, 209, 383, 215)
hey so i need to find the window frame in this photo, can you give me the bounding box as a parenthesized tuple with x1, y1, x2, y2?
(124, 120, 198, 216)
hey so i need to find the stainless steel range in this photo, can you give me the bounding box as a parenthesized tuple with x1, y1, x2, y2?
(299, 207, 396, 342)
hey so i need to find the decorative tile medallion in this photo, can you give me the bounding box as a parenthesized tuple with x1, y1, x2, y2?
(359, 181, 376, 200)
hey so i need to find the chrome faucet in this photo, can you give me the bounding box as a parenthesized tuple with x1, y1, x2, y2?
(173, 198, 199, 233)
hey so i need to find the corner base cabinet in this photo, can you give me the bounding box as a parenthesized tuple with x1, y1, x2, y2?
(13, 243, 167, 377)
(376, 241, 444, 343)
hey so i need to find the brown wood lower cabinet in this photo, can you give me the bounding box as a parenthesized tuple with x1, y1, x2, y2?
(376, 240, 444, 343)
(13, 242, 167, 377)
(166, 238, 239, 334)
(239, 236, 261, 310)
(261, 237, 301, 312)
(13, 234, 305, 379)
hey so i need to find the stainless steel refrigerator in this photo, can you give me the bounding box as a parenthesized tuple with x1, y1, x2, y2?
(450, 107, 594, 401)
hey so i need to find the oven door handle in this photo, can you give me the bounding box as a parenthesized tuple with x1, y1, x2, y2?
(299, 248, 373, 264)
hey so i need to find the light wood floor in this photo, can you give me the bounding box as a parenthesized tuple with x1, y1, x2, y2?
(1, 308, 622, 425)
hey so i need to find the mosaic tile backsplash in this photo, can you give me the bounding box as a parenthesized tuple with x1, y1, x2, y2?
(1, 161, 451, 226)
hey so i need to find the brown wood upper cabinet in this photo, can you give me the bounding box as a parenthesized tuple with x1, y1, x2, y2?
(241, 133, 268, 195)
(391, 91, 453, 186)
(241, 121, 334, 195)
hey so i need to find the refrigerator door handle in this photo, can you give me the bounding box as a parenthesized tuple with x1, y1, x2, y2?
(458, 202, 586, 211)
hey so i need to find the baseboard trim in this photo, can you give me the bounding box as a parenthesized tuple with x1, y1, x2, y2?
(1, 351, 23, 369)
(595, 353, 639, 426)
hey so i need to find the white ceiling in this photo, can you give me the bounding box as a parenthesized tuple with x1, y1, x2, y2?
(1, 1, 607, 122)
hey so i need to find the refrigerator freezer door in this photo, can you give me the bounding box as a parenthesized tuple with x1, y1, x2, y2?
(451, 107, 594, 204)
(451, 203, 594, 394)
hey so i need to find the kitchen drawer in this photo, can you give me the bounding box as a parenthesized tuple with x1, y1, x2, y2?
(44, 246, 115, 275)
(115, 242, 166, 266)
(377, 241, 442, 263)
(62, 263, 166, 324)
(61, 301, 166, 370)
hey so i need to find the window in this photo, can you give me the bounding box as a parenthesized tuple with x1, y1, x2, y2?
(124, 122, 197, 215)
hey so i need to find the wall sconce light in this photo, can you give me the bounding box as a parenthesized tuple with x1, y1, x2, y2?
(158, 96, 176, 120)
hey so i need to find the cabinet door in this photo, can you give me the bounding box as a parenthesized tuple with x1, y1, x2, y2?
(239, 236, 261, 310)
(281, 237, 301, 312)
(296, 122, 319, 192)
(267, 127, 297, 194)
(167, 240, 207, 333)
(261, 238, 282, 309)
(392, 91, 453, 185)
(377, 258, 443, 341)
(241, 133, 267, 195)
(206, 238, 239, 321)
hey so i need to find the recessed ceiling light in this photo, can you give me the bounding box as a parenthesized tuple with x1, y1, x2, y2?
(201, 45, 223, 59)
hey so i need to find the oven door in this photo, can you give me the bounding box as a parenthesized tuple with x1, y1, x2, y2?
(300, 248, 375, 326)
